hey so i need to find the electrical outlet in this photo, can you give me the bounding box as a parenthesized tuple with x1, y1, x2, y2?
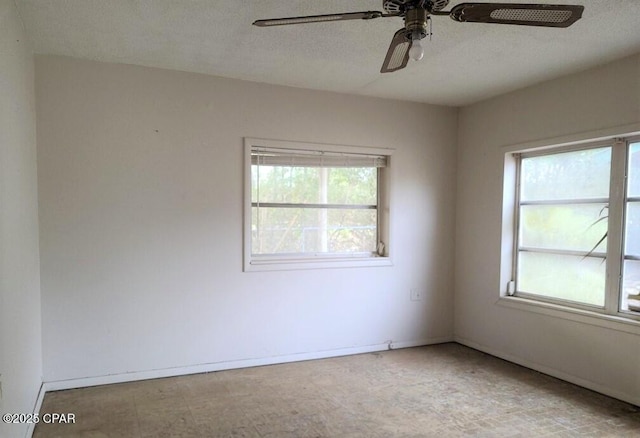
(410, 288, 422, 301)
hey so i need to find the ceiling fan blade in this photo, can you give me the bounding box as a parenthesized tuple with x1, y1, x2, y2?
(450, 3, 584, 28)
(253, 11, 383, 27)
(381, 29, 411, 73)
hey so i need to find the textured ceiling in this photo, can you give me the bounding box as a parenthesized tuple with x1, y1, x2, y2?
(15, 0, 640, 106)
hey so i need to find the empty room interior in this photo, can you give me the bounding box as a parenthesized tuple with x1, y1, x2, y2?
(2, 0, 640, 437)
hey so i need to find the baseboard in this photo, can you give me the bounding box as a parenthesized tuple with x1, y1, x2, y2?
(389, 336, 452, 350)
(43, 337, 452, 392)
(25, 382, 45, 438)
(455, 336, 640, 407)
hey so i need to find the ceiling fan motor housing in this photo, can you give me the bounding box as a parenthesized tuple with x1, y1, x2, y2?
(428, 0, 451, 11)
(383, 0, 450, 14)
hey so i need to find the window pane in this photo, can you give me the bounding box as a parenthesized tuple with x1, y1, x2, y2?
(520, 204, 608, 252)
(252, 207, 376, 255)
(518, 252, 605, 306)
(629, 143, 640, 198)
(252, 165, 319, 204)
(521, 147, 611, 201)
(625, 202, 640, 256)
(327, 167, 377, 205)
(252, 166, 376, 205)
(621, 260, 640, 313)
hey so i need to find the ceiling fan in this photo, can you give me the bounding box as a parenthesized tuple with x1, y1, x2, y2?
(253, 1, 584, 73)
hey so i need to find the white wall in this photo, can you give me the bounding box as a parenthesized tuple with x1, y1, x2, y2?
(456, 54, 640, 405)
(35, 56, 458, 384)
(0, 1, 42, 437)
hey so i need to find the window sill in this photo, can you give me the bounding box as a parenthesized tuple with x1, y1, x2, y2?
(496, 296, 640, 335)
(244, 256, 393, 272)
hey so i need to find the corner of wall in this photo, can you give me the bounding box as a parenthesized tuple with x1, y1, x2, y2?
(0, 1, 43, 437)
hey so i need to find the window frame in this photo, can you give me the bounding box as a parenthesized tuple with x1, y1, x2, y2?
(504, 135, 640, 323)
(621, 138, 640, 316)
(243, 138, 393, 272)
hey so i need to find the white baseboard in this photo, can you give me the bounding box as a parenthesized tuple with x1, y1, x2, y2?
(389, 337, 452, 349)
(43, 337, 452, 393)
(25, 382, 45, 438)
(455, 336, 640, 407)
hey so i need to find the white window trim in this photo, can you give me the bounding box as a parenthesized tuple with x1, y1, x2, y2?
(499, 127, 640, 333)
(243, 138, 393, 272)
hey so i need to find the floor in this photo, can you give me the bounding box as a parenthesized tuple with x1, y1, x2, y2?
(34, 343, 640, 437)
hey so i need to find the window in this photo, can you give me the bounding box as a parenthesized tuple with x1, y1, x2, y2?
(510, 137, 639, 319)
(244, 138, 392, 271)
(623, 142, 640, 313)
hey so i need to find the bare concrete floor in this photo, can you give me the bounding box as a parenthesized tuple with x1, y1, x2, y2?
(34, 343, 640, 437)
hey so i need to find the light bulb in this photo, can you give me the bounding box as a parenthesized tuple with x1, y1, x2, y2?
(409, 38, 424, 61)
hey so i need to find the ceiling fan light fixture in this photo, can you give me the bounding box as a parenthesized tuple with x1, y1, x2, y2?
(405, 8, 428, 62)
(409, 32, 425, 61)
